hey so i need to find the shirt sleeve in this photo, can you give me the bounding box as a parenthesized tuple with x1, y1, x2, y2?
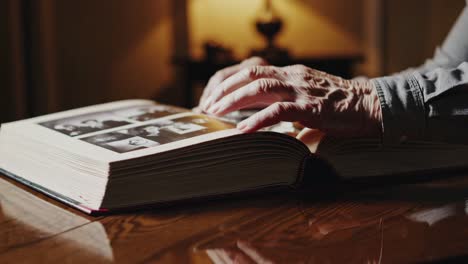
(371, 4, 468, 144)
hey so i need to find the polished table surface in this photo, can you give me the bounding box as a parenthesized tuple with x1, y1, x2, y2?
(1, 172, 468, 263)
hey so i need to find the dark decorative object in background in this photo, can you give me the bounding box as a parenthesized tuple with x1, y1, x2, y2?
(203, 41, 234, 64)
(250, 0, 290, 63)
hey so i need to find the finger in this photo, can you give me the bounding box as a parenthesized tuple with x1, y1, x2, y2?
(200, 57, 268, 109)
(237, 102, 321, 133)
(191, 106, 203, 113)
(208, 78, 292, 116)
(240, 56, 268, 67)
(205, 65, 279, 110)
(296, 128, 325, 152)
(200, 64, 241, 107)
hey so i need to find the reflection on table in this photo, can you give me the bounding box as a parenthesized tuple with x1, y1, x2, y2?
(1, 170, 468, 263)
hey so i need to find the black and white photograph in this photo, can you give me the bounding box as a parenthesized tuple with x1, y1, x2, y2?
(81, 132, 160, 153)
(123, 120, 181, 145)
(40, 112, 132, 137)
(164, 122, 206, 135)
(169, 115, 235, 135)
(105, 136, 160, 153)
(112, 105, 187, 122)
(80, 131, 130, 145)
(81, 121, 176, 153)
(119, 115, 233, 147)
(80, 115, 234, 153)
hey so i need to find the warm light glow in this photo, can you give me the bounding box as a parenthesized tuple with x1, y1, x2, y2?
(275, 0, 362, 56)
(189, 0, 265, 59)
(106, 1, 175, 100)
(189, 0, 363, 59)
(111, 18, 174, 99)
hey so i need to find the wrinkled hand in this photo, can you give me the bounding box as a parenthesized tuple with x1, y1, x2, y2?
(200, 57, 269, 110)
(200, 60, 383, 138)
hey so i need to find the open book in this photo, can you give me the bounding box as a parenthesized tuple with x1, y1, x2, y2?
(1, 100, 468, 214)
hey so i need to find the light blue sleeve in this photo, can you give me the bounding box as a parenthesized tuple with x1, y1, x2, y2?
(372, 5, 468, 144)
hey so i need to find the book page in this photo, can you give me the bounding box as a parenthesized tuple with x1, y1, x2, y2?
(0, 100, 241, 163)
(220, 109, 303, 137)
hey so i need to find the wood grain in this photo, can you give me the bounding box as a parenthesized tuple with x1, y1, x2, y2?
(0, 176, 92, 255)
(1, 173, 468, 263)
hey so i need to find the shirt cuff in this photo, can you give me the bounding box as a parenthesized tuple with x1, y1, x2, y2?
(371, 73, 427, 144)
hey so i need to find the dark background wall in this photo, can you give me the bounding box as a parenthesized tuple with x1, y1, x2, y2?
(0, 0, 14, 122)
(0, 0, 466, 123)
(385, 0, 466, 73)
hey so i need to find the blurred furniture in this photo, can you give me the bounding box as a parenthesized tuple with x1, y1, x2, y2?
(177, 54, 363, 107)
(1, 170, 468, 263)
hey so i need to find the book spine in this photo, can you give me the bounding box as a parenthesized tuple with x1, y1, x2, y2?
(292, 154, 341, 189)
(291, 153, 313, 188)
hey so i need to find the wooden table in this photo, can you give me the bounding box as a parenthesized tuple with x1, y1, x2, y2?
(1, 172, 468, 263)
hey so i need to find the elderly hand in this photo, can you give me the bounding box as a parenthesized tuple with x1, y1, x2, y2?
(200, 57, 269, 109)
(200, 59, 383, 138)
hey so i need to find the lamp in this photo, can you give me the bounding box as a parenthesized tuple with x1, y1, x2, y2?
(251, 0, 289, 62)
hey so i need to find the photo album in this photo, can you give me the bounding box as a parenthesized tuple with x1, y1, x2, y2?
(1, 99, 468, 214)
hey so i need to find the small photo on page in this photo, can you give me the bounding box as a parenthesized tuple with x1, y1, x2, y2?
(40, 112, 132, 137)
(105, 136, 160, 153)
(81, 132, 160, 153)
(124, 121, 180, 143)
(170, 115, 235, 134)
(112, 105, 187, 122)
(164, 122, 205, 135)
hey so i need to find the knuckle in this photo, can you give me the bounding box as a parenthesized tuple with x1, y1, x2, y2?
(230, 91, 242, 104)
(255, 78, 284, 95)
(221, 84, 230, 94)
(271, 102, 291, 114)
(210, 73, 226, 87)
(258, 58, 269, 66)
(289, 64, 308, 72)
(267, 65, 281, 76)
(245, 56, 268, 66)
(239, 68, 250, 79)
(304, 101, 322, 115)
(255, 79, 272, 94)
(214, 70, 226, 80)
(246, 65, 263, 79)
